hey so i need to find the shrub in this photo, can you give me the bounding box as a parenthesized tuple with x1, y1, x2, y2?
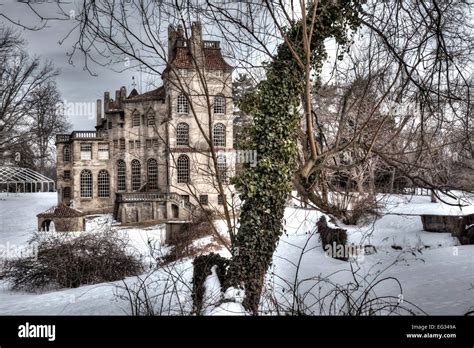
(1, 232, 143, 291)
(160, 209, 217, 264)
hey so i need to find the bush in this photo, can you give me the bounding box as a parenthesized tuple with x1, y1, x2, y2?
(1, 232, 143, 291)
(160, 209, 216, 264)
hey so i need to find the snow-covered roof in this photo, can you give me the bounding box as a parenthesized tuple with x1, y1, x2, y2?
(37, 203, 85, 218)
(0, 166, 55, 184)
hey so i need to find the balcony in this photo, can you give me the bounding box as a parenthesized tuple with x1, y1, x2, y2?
(116, 192, 194, 210)
(203, 41, 220, 49)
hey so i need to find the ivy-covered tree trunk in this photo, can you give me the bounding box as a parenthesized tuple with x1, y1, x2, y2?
(224, 0, 364, 315)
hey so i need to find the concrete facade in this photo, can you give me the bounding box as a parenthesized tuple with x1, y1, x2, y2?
(55, 22, 235, 223)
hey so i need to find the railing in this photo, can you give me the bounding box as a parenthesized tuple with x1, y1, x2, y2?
(203, 41, 220, 48)
(72, 131, 101, 139)
(116, 192, 194, 210)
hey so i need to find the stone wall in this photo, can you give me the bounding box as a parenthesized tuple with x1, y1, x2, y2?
(421, 214, 474, 245)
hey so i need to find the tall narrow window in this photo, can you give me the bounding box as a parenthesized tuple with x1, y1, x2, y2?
(129, 140, 134, 150)
(213, 123, 226, 147)
(147, 159, 158, 190)
(117, 160, 126, 191)
(98, 143, 109, 160)
(80, 169, 92, 198)
(120, 138, 126, 150)
(132, 111, 141, 127)
(177, 155, 190, 183)
(131, 159, 141, 191)
(98, 170, 110, 197)
(147, 111, 155, 126)
(214, 95, 225, 114)
(177, 94, 189, 114)
(63, 187, 71, 199)
(217, 154, 227, 183)
(176, 123, 189, 146)
(63, 145, 71, 162)
(80, 143, 92, 160)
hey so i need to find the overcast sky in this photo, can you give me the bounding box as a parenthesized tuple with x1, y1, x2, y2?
(1, 0, 140, 130)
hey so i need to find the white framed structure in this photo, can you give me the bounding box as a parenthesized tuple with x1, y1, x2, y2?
(0, 166, 55, 193)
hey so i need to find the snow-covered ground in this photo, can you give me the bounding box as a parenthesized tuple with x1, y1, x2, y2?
(0, 192, 473, 315)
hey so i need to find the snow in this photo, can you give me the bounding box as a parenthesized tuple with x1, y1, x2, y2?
(0, 192, 57, 246)
(0, 192, 473, 315)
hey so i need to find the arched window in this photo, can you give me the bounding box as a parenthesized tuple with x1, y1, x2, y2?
(63, 187, 71, 199)
(131, 159, 141, 191)
(98, 170, 110, 198)
(213, 123, 226, 147)
(177, 94, 189, 114)
(147, 159, 158, 190)
(176, 123, 189, 146)
(177, 155, 190, 183)
(217, 154, 227, 183)
(214, 95, 225, 114)
(63, 145, 71, 162)
(132, 111, 141, 127)
(80, 170, 92, 198)
(117, 160, 126, 192)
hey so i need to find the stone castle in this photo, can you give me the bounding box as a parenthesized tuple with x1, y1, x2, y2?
(55, 22, 235, 224)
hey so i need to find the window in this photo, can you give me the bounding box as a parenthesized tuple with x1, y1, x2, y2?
(131, 159, 141, 191)
(98, 143, 109, 160)
(146, 139, 152, 149)
(80, 169, 92, 198)
(217, 154, 227, 183)
(153, 139, 159, 148)
(213, 123, 226, 147)
(177, 94, 189, 114)
(63, 187, 71, 199)
(181, 195, 189, 204)
(63, 145, 71, 162)
(135, 140, 141, 149)
(108, 121, 112, 129)
(63, 170, 71, 180)
(80, 143, 92, 160)
(113, 140, 118, 149)
(212, 70, 224, 77)
(177, 155, 190, 183)
(132, 111, 141, 127)
(176, 123, 189, 146)
(147, 159, 158, 190)
(129, 140, 134, 150)
(120, 138, 126, 150)
(214, 95, 225, 114)
(199, 195, 208, 205)
(179, 69, 189, 76)
(147, 111, 155, 126)
(218, 194, 225, 205)
(98, 170, 110, 198)
(117, 160, 126, 191)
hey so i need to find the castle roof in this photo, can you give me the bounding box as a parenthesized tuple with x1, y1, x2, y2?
(126, 86, 166, 102)
(171, 46, 232, 70)
(37, 203, 85, 218)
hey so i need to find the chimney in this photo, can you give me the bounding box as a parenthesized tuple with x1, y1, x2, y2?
(104, 92, 110, 112)
(120, 86, 127, 101)
(168, 25, 176, 63)
(190, 22, 204, 67)
(96, 99, 102, 126)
